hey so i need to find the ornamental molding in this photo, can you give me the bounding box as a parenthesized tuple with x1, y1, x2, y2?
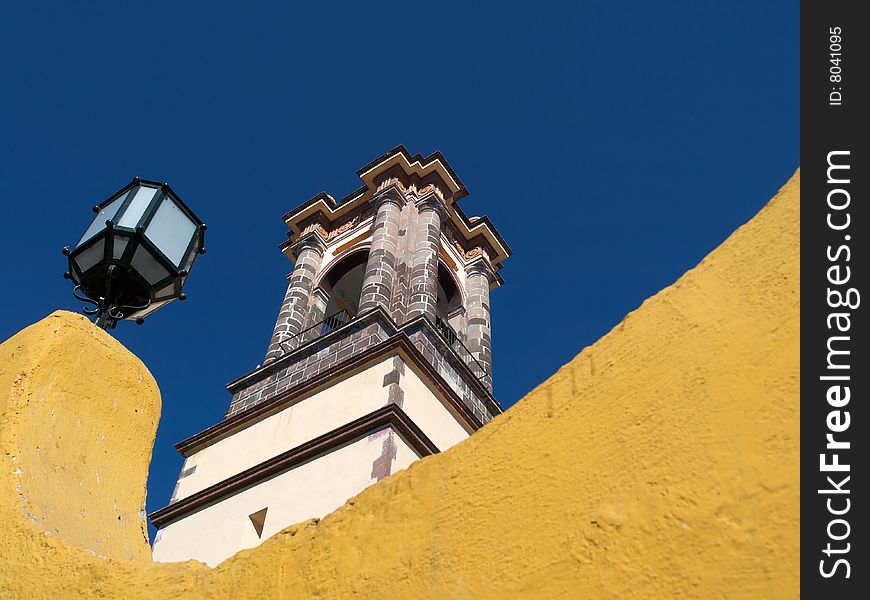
(290, 231, 327, 256)
(280, 146, 512, 270)
(451, 239, 491, 263)
(300, 207, 374, 243)
(376, 177, 446, 203)
(415, 189, 448, 218)
(466, 255, 497, 282)
(370, 181, 407, 209)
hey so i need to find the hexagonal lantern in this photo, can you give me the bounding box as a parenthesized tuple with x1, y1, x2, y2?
(64, 177, 206, 329)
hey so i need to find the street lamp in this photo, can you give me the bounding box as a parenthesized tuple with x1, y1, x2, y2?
(64, 177, 206, 329)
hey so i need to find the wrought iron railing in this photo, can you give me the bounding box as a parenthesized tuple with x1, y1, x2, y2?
(435, 317, 488, 381)
(278, 309, 487, 383)
(279, 309, 352, 353)
(319, 310, 353, 335)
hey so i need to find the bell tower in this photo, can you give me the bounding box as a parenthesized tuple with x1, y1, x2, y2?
(149, 146, 511, 566)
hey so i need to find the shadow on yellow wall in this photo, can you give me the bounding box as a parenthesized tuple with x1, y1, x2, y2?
(0, 170, 799, 599)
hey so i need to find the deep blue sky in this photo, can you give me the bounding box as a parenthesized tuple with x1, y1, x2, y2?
(1, 2, 798, 540)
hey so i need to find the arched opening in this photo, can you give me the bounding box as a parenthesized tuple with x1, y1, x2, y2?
(316, 253, 463, 334)
(319, 250, 368, 319)
(436, 263, 463, 341)
(436, 263, 462, 322)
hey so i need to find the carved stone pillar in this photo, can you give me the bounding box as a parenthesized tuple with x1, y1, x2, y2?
(358, 187, 404, 314)
(406, 192, 444, 323)
(264, 233, 325, 362)
(465, 257, 495, 390)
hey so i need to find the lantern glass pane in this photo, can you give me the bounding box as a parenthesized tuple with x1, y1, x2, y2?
(117, 186, 159, 228)
(154, 281, 176, 300)
(128, 298, 173, 320)
(75, 238, 105, 272)
(180, 228, 201, 274)
(112, 235, 129, 260)
(145, 197, 197, 266)
(77, 193, 126, 247)
(131, 244, 170, 285)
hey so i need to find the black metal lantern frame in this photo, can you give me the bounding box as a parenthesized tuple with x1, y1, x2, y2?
(64, 177, 206, 328)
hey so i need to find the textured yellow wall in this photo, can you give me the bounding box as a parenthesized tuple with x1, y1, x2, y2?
(0, 311, 159, 561)
(0, 169, 799, 599)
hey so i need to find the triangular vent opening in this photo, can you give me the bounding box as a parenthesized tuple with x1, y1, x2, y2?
(249, 507, 268, 539)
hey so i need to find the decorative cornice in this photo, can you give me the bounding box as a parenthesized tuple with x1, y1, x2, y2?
(363, 150, 459, 205)
(289, 231, 327, 257)
(278, 146, 511, 269)
(358, 145, 466, 200)
(149, 404, 438, 528)
(298, 208, 373, 245)
(415, 189, 447, 218)
(453, 243, 487, 262)
(376, 177, 446, 204)
(466, 256, 497, 283)
(370, 182, 406, 210)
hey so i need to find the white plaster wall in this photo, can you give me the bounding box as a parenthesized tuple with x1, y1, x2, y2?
(158, 351, 477, 568)
(393, 431, 422, 471)
(176, 358, 394, 499)
(152, 429, 418, 567)
(440, 233, 468, 290)
(176, 354, 474, 502)
(400, 365, 471, 450)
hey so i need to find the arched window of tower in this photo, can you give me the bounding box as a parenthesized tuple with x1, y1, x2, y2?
(437, 262, 463, 334)
(320, 249, 368, 318)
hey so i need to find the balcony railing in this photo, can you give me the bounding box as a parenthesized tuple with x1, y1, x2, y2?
(278, 309, 487, 383)
(319, 310, 353, 335)
(435, 317, 488, 381)
(278, 309, 352, 353)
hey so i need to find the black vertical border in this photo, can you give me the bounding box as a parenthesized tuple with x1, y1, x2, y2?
(802, 1, 867, 596)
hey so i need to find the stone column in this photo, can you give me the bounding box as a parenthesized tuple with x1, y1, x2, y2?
(264, 233, 325, 362)
(358, 188, 403, 314)
(406, 192, 444, 323)
(465, 257, 495, 390)
(300, 286, 330, 343)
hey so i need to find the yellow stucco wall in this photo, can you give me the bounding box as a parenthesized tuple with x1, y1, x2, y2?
(0, 311, 159, 563)
(0, 169, 799, 598)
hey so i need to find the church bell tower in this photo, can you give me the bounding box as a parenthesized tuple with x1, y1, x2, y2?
(149, 146, 511, 566)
